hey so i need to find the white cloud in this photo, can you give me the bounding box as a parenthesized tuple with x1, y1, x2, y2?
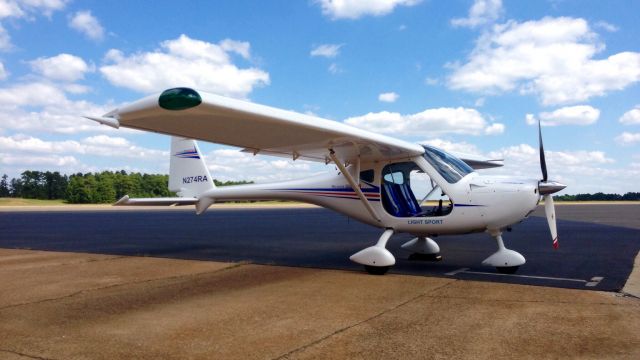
(0, 0, 67, 19)
(29, 53, 91, 82)
(0, 133, 167, 160)
(0, 153, 78, 166)
(488, 144, 614, 170)
(448, 17, 640, 105)
(425, 77, 439, 86)
(0, 100, 122, 134)
(0, 61, 7, 80)
(0, 132, 169, 177)
(344, 107, 504, 137)
(484, 143, 622, 192)
(594, 21, 619, 32)
(417, 139, 636, 193)
(0, 81, 127, 134)
(328, 62, 342, 74)
(0, 23, 11, 51)
(615, 132, 640, 146)
(0, 81, 67, 108)
(205, 148, 322, 183)
(63, 83, 90, 94)
(378, 92, 399, 103)
(484, 122, 505, 134)
(219, 39, 251, 59)
(420, 138, 482, 155)
(100, 34, 270, 98)
(310, 43, 343, 58)
(68, 10, 104, 41)
(315, 0, 421, 20)
(0, 0, 24, 18)
(0, 133, 82, 153)
(619, 106, 640, 125)
(451, 0, 503, 28)
(525, 105, 600, 126)
(0, 0, 68, 50)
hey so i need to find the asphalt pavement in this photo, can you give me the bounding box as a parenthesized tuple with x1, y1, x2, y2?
(0, 204, 638, 291)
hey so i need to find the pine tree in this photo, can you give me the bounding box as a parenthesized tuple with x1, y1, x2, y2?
(0, 174, 9, 197)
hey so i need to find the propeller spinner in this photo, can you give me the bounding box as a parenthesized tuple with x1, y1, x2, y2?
(537, 121, 566, 249)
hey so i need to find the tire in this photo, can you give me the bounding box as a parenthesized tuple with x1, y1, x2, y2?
(364, 265, 390, 275)
(408, 253, 442, 262)
(496, 266, 519, 274)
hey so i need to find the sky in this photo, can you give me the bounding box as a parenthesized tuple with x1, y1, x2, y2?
(0, 0, 639, 194)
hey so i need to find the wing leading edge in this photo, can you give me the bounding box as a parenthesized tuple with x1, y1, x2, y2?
(90, 88, 424, 164)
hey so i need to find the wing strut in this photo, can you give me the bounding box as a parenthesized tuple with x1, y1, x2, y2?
(328, 149, 381, 223)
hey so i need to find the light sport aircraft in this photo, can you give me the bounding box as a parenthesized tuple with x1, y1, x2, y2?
(87, 87, 566, 275)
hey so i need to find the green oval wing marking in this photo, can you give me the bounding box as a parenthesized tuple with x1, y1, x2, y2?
(159, 88, 202, 111)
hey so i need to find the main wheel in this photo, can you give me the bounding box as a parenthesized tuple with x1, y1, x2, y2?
(408, 253, 442, 262)
(364, 265, 390, 275)
(496, 266, 519, 274)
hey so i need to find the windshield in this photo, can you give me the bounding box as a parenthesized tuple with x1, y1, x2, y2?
(421, 145, 473, 183)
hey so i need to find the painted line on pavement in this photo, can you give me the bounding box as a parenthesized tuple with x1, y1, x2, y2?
(445, 268, 604, 287)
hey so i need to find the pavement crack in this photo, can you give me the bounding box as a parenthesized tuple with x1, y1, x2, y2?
(424, 294, 640, 307)
(619, 291, 640, 300)
(0, 262, 246, 311)
(0, 348, 55, 360)
(272, 279, 457, 360)
(50, 255, 129, 267)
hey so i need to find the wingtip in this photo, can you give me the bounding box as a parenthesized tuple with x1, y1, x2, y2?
(84, 115, 120, 129)
(114, 195, 130, 206)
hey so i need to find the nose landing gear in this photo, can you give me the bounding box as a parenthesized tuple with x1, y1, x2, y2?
(482, 230, 525, 274)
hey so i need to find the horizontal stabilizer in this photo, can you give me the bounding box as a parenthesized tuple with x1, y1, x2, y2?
(114, 195, 198, 206)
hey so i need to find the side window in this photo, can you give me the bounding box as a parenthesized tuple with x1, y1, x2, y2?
(381, 162, 453, 218)
(360, 169, 374, 183)
(410, 170, 452, 213)
(383, 171, 404, 184)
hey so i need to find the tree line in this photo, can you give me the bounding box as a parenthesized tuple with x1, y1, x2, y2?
(0, 171, 251, 204)
(553, 192, 640, 201)
(1, 170, 638, 203)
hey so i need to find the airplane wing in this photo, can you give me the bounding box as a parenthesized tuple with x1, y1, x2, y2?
(87, 87, 424, 164)
(451, 152, 504, 169)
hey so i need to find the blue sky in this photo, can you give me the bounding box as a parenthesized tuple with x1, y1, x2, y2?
(0, 0, 639, 194)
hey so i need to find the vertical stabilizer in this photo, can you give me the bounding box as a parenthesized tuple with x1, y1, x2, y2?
(169, 137, 215, 197)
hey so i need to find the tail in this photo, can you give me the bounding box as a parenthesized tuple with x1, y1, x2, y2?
(169, 137, 215, 197)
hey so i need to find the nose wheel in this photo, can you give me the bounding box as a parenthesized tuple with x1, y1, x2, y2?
(496, 266, 519, 274)
(482, 230, 525, 274)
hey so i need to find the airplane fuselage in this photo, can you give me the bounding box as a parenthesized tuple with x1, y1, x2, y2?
(197, 154, 541, 237)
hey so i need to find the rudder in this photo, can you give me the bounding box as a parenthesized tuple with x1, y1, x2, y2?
(169, 137, 215, 197)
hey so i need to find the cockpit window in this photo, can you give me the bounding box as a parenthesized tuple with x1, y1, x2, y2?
(421, 145, 473, 183)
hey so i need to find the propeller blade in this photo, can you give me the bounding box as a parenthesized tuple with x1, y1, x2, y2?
(538, 120, 548, 182)
(543, 194, 558, 249)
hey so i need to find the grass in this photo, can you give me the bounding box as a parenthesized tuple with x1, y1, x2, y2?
(0, 198, 68, 206)
(2, 197, 638, 207)
(0, 198, 302, 207)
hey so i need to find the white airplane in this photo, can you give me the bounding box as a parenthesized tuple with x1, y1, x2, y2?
(87, 87, 566, 275)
